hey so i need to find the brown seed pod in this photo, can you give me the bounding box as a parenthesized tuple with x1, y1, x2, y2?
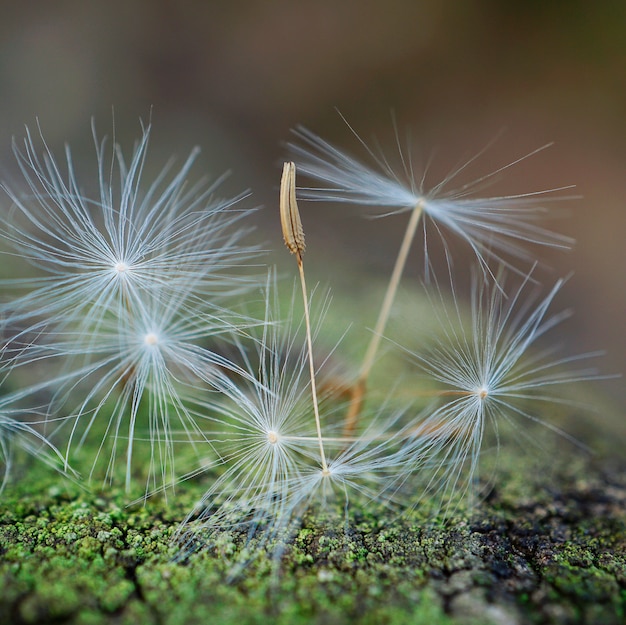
(280, 162, 306, 257)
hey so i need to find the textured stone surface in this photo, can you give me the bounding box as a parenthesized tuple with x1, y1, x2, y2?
(0, 449, 624, 625)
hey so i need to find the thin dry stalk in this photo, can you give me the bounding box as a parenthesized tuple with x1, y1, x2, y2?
(343, 200, 425, 436)
(280, 162, 328, 473)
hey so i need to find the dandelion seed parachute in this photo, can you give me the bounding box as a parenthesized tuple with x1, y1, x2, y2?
(396, 270, 603, 511)
(174, 278, 425, 573)
(0, 119, 264, 493)
(33, 276, 261, 494)
(0, 120, 261, 339)
(288, 122, 575, 277)
(175, 279, 328, 561)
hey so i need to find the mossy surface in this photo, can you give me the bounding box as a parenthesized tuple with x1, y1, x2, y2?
(1, 274, 623, 625)
(1, 444, 624, 625)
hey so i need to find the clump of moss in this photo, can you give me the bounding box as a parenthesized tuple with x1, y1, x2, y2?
(1, 445, 624, 625)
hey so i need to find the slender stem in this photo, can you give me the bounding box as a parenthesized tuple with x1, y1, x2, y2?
(344, 201, 425, 435)
(279, 162, 328, 472)
(361, 201, 424, 380)
(297, 254, 328, 472)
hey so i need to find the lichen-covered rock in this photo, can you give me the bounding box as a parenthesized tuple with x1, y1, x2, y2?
(0, 446, 624, 625)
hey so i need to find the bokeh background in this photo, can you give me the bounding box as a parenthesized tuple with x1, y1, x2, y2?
(0, 0, 624, 407)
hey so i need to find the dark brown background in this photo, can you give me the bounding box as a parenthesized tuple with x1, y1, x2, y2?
(0, 0, 624, 408)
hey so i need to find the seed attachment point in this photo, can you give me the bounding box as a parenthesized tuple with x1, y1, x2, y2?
(143, 332, 159, 346)
(477, 386, 489, 400)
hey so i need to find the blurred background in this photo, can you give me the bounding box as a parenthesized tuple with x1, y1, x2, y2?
(0, 0, 624, 407)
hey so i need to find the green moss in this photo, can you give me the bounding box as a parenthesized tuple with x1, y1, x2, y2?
(1, 319, 624, 625)
(1, 452, 624, 625)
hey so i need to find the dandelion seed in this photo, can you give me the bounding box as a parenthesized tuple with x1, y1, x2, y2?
(398, 269, 605, 511)
(289, 117, 576, 430)
(288, 119, 575, 278)
(280, 161, 305, 257)
(175, 276, 332, 569)
(1, 119, 261, 340)
(41, 276, 256, 494)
